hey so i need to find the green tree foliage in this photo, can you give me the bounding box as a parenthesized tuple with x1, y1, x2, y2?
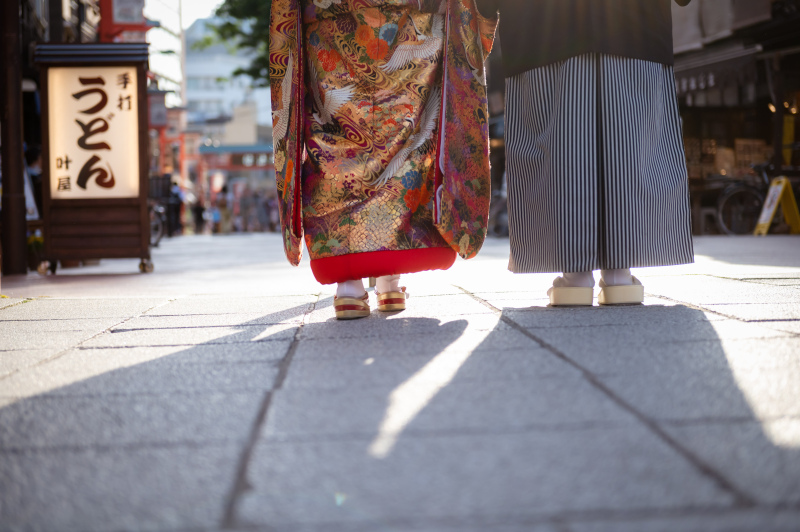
(195, 0, 272, 87)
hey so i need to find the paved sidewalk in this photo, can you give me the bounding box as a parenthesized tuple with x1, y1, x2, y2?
(1, 234, 799, 532)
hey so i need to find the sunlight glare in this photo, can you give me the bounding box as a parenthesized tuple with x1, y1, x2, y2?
(368, 318, 498, 458)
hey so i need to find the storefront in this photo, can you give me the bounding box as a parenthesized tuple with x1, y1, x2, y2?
(672, 0, 799, 177)
(672, 0, 800, 233)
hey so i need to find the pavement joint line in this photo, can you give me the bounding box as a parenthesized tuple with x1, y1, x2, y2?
(645, 293, 766, 321)
(71, 339, 296, 349)
(454, 284, 759, 509)
(0, 438, 239, 456)
(109, 324, 299, 332)
(230, 421, 648, 445)
(209, 503, 800, 532)
(646, 294, 800, 337)
(0, 301, 174, 383)
(0, 297, 35, 311)
(0, 390, 274, 400)
(221, 293, 321, 530)
(661, 414, 800, 427)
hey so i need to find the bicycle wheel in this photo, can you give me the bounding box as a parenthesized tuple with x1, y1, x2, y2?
(717, 186, 764, 235)
(150, 209, 165, 246)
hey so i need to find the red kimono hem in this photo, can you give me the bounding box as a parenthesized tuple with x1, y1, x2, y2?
(310, 248, 457, 285)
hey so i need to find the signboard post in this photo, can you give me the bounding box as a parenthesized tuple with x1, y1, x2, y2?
(36, 43, 152, 273)
(754, 177, 800, 235)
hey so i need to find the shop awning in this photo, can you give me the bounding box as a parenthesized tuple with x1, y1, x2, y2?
(672, 0, 772, 53)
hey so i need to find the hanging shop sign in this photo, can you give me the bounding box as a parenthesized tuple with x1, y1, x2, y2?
(35, 43, 153, 273)
(47, 65, 140, 200)
(754, 177, 800, 235)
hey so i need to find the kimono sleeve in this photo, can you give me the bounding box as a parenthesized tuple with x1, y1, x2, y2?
(434, 0, 497, 259)
(270, 0, 305, 266)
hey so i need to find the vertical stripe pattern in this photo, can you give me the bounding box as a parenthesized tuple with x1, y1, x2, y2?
(505, 54, 694, 273)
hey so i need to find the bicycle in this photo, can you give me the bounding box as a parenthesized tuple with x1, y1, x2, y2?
(715, 167, 770, 235)
(716, 161, 800, 235)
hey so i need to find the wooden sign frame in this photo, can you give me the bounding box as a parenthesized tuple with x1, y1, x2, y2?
(36, 44, 152, 273)
(754, 177, 800, 236)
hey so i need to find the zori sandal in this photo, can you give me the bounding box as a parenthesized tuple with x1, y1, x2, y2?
(547, 286, 594, 307)
(376, 287, 408, 312)
(598, 276, 644, 306)
(547, 276, 594, 307)
(334, 293, 371, 320)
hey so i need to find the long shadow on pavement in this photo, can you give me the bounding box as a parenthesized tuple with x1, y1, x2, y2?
(1, 299, 799, 532)
(0, 298, 472, 532)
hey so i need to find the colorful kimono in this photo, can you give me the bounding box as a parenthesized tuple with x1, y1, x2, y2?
(270, 0, 496, 283)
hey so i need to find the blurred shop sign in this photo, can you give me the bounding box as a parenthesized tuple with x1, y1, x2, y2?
(113, 0, 145, 24)
(149, 91, 169, 128)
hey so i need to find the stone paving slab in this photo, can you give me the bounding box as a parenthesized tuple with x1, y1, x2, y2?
(143, 295, 317, 318)
(80, 323, 297, 348)
(662, 419, 800, 506)
(291, 330, 538, 359)
(0, 350, 59, 378)
(642, 275, 800, 305)
(113, 312, 305, 330)
(0, 329, 112, 351)
(599, 361, 800, 421)
(500, 303, 731, 329)
(515, 319, 790, 356)
(264, 375, 633, 440)
(0, 443, 238, 532)
(0, 390, 264, 450)
(540, 336, 800, 376)
(237, 524, 560, 532)
(299, 315, 511, 341)
(238, 428, 733, 527)
(373, 294, 498, 318)
(1, 317, 122, 334)
(76, 341, 292, 365)
(307, 295, 494, 320)
(741, 278, 800, 286)
(567, 509, 800, 532)
(0, 297, 25, 310)
(760, 321, 800, 334)
(0, 351, 279, 398)
(284, 347, 579, 390)
(702, 303, 800, 322)
(0, 298, 167, 320)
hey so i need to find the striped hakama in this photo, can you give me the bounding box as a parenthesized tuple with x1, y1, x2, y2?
(505, 53, 694, 273)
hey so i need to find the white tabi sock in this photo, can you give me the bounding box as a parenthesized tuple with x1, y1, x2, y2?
(556, 271, 595, 288)
(376, 274, 401, 294)
(336, 279, 366, 299)
(601, 268, 633, 286)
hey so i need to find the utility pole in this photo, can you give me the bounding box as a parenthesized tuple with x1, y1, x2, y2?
(1, 0, 28, 275)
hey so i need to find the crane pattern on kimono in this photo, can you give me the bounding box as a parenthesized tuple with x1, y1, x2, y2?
(311, 65, 356, 126)
(381, 2, 445, 73)
(272, 54, 293, 144)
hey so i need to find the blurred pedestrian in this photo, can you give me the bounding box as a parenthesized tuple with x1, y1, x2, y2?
(477, 0, 694, 306)
(216, 185, 233, 234)
(267, 194, 279, 233)
(24, 145, 43, 217)
(191, 200, 206, 235)
(270, 0, 496, 319)
(167, 181, 185, 237)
